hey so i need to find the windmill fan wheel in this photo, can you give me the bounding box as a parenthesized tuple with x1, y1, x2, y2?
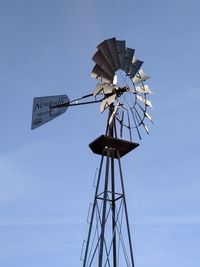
(91, 37, 153, 140)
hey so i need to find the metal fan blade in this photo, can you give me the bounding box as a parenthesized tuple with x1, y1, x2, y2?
(106, 37, 121, 70)
(136, 95, 153, 107)
(135, 85, 152, 94)
(93, 83, 115, 96)
(129, 59, 143, 78)
(91, 64, 113, 83)
(109, 103, 119, 125)
(31, 95, 69, 130)
(113, 74, 117, 85)
(100, 94, 116, 113)
(93, 83, 104, 96)
(92, 50, 115, 78)
(97, 38, 117, 72)
(116, 40, 126, 70)
(136, 102, 153, 123)
(143, 123, 149, 134)
(124, 47, 135, 74)
(132, 69, 150, 84)
(102, 84, 116, 95)
(145, 112, 154, 124)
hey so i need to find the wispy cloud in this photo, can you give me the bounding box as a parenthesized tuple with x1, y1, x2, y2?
(134, 215, 200, 227)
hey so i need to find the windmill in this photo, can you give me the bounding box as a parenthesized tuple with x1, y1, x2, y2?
(31, 37, 153, 267)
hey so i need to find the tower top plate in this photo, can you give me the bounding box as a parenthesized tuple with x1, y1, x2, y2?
(89, 135, 139, 158)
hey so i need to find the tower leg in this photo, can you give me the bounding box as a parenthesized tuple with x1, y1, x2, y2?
(83, 150, 105, 267)
(111, 150, 117, 267)
(99, 148, 110, 267)
(117, 150, 135, 267)
(82, 147, 135, 267)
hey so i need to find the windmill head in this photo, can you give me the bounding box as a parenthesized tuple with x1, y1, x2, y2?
(31, 37, 153, 141)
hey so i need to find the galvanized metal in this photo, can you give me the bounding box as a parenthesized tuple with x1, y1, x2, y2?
(91, 64, 114, 83)
(124, 47, 135, 73)
(91, 37, 152, 141)
(107, 37, 121, 70)
(97, 38, 118, 72)
(129, 59, 143, 78)
(136, 95, 153, 107)
(83, 106, 139, 266)
(93, 83, 115, 97)
(31, 37, 153, 267)
(100, 94, 116, 112)
(132, 69, 150, 84)
(31, 95, 69, 130)
(116, 40, 126, 70)
(135, 85, 152, 94)
(92, 49, 115, 77)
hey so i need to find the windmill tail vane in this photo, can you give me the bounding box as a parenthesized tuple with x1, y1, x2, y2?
(31, 93, 104, 130)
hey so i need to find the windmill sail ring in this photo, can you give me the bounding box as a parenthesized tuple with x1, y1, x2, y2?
(91, 37, 153, 140)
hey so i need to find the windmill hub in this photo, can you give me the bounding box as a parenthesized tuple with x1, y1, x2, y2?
(115, 86, 130, 96)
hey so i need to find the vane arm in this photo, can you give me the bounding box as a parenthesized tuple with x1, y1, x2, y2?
(68, 98, 103, 107)
(50, 95, 105, 109)
(70, 93, 93, 103)
(31, 93, 105, 130)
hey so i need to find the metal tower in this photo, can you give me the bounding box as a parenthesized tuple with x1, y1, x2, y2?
(83, 105, 139, 267)
(82, 105, 139, 267)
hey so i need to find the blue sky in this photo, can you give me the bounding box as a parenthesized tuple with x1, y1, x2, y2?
(0, 0, 199, 266)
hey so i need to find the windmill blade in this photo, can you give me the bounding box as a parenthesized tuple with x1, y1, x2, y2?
(132, 69, 150, 84)
(106, 37, 121, 69)
(137, 102, 153, 124)
(135, 85, 152, 94)
(129, 59, 143, 78)
(124, 48, 135, 74)
(92, 50, 115, 78)
(109, 103, 119, 125)
(101, 84, 116, 95)
(116, 40, 126, 70)
(93, 83, 107, 96)
(145, 112, 154, 124)
(113, 74, 117, 85)
(31, 95, 69, 130)
(136, 95, 153, 107)
(91, 64, 113, 83)
(93, 83, 116, 96)
(142, 123, 149, 134)
(97, 38, 117, 72)
(100, 94, 116, 113)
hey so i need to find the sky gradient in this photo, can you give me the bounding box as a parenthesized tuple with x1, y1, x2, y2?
(0, 0, 199, 266)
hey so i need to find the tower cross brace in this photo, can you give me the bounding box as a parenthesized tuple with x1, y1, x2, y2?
(82, 105, 139, 267)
